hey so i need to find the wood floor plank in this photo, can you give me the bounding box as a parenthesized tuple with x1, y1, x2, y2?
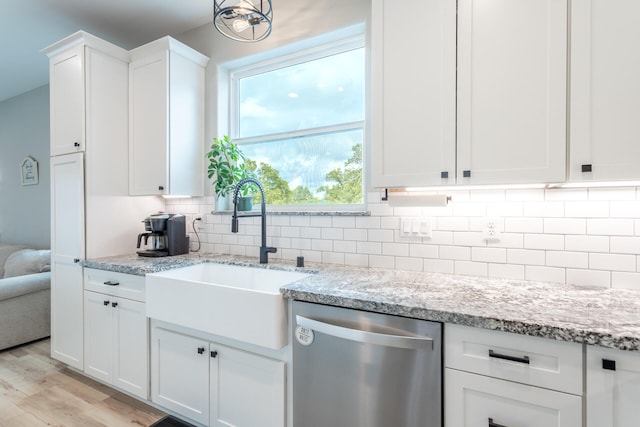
(0, 339, 166, 427)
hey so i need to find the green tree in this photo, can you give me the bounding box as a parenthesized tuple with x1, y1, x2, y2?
(255, 163, 292, 204)
(319, 144, 363, 204)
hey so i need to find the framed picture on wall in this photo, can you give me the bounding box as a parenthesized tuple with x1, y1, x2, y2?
(20, 156, 39, 186)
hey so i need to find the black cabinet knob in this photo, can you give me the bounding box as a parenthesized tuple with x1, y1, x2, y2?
(581, 164, 593, 173)
(158, 185, 165, 191)
(103, 301, 109, 306)
(197, 347, 205, 355)
(463, 170, 471, 178)
(210, 350, 218, 358)
(111, 302, 118, 308)
(602, 359, 616, 371)
(74, 142, 80, 147)
(74, 258, 80, 263)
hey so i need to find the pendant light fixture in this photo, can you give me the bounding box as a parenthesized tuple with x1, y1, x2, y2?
(213, 0, 273, 42)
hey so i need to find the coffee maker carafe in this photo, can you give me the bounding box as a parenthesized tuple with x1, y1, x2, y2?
(136, 213, 189, 257)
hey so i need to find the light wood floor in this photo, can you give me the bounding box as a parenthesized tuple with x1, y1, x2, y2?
(0, 338, 166, 427)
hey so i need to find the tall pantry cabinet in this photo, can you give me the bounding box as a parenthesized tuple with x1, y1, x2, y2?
(44, 31, 163, 369)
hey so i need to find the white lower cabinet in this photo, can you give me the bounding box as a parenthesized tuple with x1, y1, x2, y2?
(151, 325, 286, 427)
(83, 269, 149, 399)
(445, 324, 583, 427)
(587, 345, 640, 427)
(446, 369, 582, 426)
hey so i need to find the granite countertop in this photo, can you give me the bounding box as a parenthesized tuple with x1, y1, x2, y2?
(84, 253, 640, 352)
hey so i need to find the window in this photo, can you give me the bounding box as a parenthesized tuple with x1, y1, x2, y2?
(229, 35, 365, 208)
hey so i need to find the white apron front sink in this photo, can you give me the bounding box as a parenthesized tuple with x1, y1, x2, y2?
(146, 263, 309, 349)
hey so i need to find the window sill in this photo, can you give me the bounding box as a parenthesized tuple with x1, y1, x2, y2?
(211, 210, 370, 217)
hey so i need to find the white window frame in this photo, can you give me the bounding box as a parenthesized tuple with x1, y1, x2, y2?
(226, 34, 366, 211)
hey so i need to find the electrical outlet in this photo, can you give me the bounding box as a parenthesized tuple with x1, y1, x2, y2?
(482, 217, 501, 242)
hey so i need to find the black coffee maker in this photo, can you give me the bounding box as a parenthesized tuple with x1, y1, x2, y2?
(137, 213, 189, 257)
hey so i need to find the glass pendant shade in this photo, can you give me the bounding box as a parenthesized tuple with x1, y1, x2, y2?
(214, 0, 273, 42)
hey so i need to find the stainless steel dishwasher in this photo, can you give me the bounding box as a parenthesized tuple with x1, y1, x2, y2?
(292, 300, 442, 427)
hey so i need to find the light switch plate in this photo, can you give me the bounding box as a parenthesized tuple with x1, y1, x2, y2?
(400, 217, 432, 238)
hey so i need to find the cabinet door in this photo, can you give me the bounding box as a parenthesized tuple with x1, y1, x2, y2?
(151, 327, 210, 425)
(84, 291, 114, 383)
(114, 298, 148, 399)
(457, 0, 567, 184)
(570, 0, 640, 182)
(129, 51, 169, 196)
(587, 346, 640, 427)
(370, 0, 456, 188)
(446, 369, 582, 427)
(210, 343, 285, 427)
(50, 153, 85, 369)
(50, 45, 85, 156)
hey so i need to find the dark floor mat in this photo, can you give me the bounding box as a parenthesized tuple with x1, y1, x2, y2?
(149, 415, 197, 427)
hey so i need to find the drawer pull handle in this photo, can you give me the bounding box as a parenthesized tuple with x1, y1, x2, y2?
(197, 347, 205, 355)
(103, 300, 109, 306)
(602, 359, 616, 371)
(489, 418, 509, 427)
(103, 281, 120, 286)
(489, 349, 530, 364)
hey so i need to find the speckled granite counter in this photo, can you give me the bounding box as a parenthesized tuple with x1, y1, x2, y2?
(84, 253, 640, 352)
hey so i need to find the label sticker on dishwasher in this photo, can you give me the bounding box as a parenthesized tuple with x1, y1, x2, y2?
(295, 326, 314, 346)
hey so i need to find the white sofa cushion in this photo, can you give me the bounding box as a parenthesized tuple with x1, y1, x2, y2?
(0, 244, 28, 277)
(4, 249, 51, 279)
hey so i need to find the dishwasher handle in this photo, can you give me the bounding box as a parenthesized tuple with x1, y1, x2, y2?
(296, 315, 434, 350)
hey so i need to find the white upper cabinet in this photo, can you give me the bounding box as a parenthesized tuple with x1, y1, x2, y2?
(129, 37, 209, 197)
(457, 0, 568, 185)
(570, 0, 640, 182)
(370, 0, 457, 188)
(46, 32, 130, 157)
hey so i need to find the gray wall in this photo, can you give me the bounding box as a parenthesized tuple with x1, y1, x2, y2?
(0, 85, 50, 248)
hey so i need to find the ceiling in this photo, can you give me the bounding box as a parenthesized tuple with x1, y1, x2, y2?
(0, 0, 213, 102)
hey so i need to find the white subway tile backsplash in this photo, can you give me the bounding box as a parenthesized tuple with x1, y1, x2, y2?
(438, 217, 469, 231)
(395, 257, 424, 272)
(507, 249, 546, 266)
(524, 234, 564, 250)
(612, 272, 640, 290)
(424, 258, 455, 274)
(455, 261, 488, 277)
(488, 263, 525, 280)
(312, 239, 333, 252)
(380, 216, 400, 229)
(544, 218, 586, 235)
(369, 255, 395, 269)
(545, 188, 588, 201)
(504, 217, 543, 233)
(525, 266, 565, 284)
(546, 251, 588, 269)
(356, 216, 381, 229)
(564, 201, 610, 218)
(332, 216, 356, 228)
(382, 243, 409, 257)
(357, 241, 382, 255)
(565, 235, 609, 253)
(440, 245, 471, 261)
(472, 247, 507, 263)
(523, 201, 564, 217)
(587, 218, 634, 236)
(487, 202, 523, 217)
(610, 201, 640, 218)
(171, 184, 640, 290)
(409, 244, 439, 259)
(368, 229, 395, 242)
(321, 228, 343, 240)
(344, 228, 367, 241)
(333, 240, 357, 254)
(610, 237, 640, 254)
(566, 269, 610, 287)
(453, 231, 484, 247)
(589, 253, 636, 272)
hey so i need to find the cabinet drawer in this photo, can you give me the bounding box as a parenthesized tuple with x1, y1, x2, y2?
(445, 324, 583, 395)
(445, 368, 582, 427)
(84, 268, 145, 302)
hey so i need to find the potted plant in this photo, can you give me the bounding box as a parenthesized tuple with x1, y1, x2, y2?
(206, 135, 256, 211)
